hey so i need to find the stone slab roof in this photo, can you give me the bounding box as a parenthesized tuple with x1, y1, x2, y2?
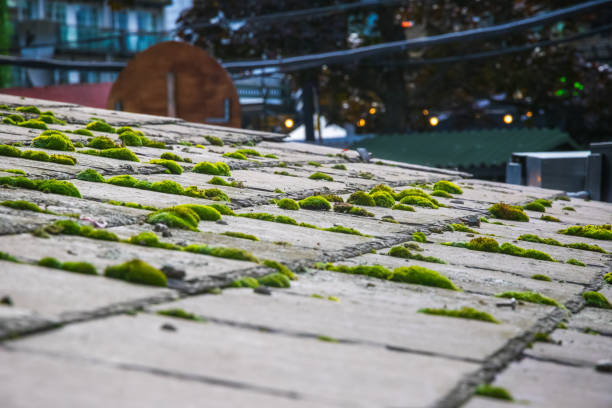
(0, 94, 610, 408)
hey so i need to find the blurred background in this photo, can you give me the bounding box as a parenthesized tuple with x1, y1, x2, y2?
(1, 0, 611, 194)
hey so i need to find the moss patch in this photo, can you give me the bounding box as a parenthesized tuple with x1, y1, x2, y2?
(531, 274, 552, 281)
(489, 203, 529, 221)
(298, 195, 331, 211)
(38, 180, 82, 198)
(567, 258, 585, 267)
(391, 266, 459, 290)
(222, 231, 259, 241)
(62, 261, 97, 275)
(277, 198, 299, 210)
(82, 147, 140, 162)
(430, 190, 453, 198)
(474, 385, 513, 401)
(149, 159, 183, 174)
(157, 308, 205, 322)
(523, 201, 546, 212)
(433, 180, 463, 194)
(450, 223, 477, 233)
(419, 307, 498, 323)
(347, 191, 375, 207)
(262, 259, 297, 280)
(558, 224, 612, 240)
(184, 245, 258, 263)
(204, 135, 224, 146)
(86, 120, 115, 133)
(128, 231, 180, 250)
(399, 195, 438, 209)
(19, 119, 48, 130)
(496, 291, 562, 308)
(562, 206, 575, 211)
(258, 273, 291, 288)
(38, 257, 62, 269)
(104, 259, 167, 287)
(32, 131, 75, 151)
(324, 225, 367, 236)
(16, 105, 41, 114)
(230, 277, 260, 288)
(309, 172, 333, 181)
(87, 136, 118, 150)
(193, 161, 231, 176)
(392, 203, 415, 212)
(603, 272, 612, 284)
(307, 161, 321, 167)
(541, 215, 560, 222)
(412, 231, 427, 243)
(332, 164, 347, 170)
(77, 169, 106, 182)
(388, 246, 445, 264)
(1, 200, 45, 213)
(582, 291, 612, 309)
(0, 251, 19, 262)
(371, 191, 395, 207)
(518, 234, 563, 247)
(223, 151, 247, 160)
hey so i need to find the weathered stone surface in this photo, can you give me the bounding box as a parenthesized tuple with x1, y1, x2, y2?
(463, 358, 612, 408)
(524, 328, 612, 367)
(0, 349, 332, 408)
(0, 261, 174, 320)
(231, 168, 348, 192)
(569, 307, 612, 336)
(6, 314, 479, 407)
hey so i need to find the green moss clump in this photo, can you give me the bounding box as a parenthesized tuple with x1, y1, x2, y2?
(466, 237, 500, 252)
(208, 203, 235, 216)
(104, 259, 167, 287)
(117, 131, 143, 146)
(264, 153, 278, 159)
(230, 277, 259, 288)
(562, 206, 575, 211)
(32, 132, 75, 151)
(0, 144, 22, 157)
(517, 234, 563, 247)
(16, 105, 41, 114)
(80, 226, 119, 241)
(21, 150, 49, 162)
(207, 176, 236, 187)
(419, 307, 498, 323)
(474, 385, 513, 401)
(37, 114, 65, 125)
(115, 126, 135, 134)
(531, 274, 552, 281)
(1, 200, 44, 213)
(319, 194, 342, 203)
(299, 222, 318, 229)
(86, 120, 115, 133)
(204, 135, 224, 146)
(369, 184, 395, 196)
(324, 225, 367, 236)
(128, 231, 179, 250)
(433, 180, 463, 194)
(2, 169, 26, 175)
(62, 261, 97, 275)
(149, 159, 183, 175)
(193, 161, 231, 176)
(347, 191, 375, 207)
(489, 203, 529, 222)
(98, 147, 140, 162)
(262, 259, 297, 280)
(0, 175, 38, 190)
(275, 215, 298, 225)
(298, 195, 331, 211)
(566, 258, 585, 267)
(2, 117, 16, 125)
(558, 224, 612, 241)
(332, 164, 347, 170)
(500, 242, 555, 262)
(38, 257, 62, 269)
(147, 206, 201, 231)
(87, 136, 118, 150)
(496, 291, 562, 308)
(0, 251, 19, 262)
(49, 154, 76, 165)
(348, 206, 374, 217)
(19, 119, 49, 130)
(180, 204, 222, 221)
(73, 129, 94, 137)
(308, 171, 333, 181)
(399, 195, 438, 209)
(223, 151, 247, 160)
(430, 190, 453, 198)
(258, 273, 291, 288)
(523, 201, 546, 212)
(582, 291, 612, 309)
(371, 191, 395, 208)
(239, 212, 276, 222)
(388, 246, 445, 264)
(566, 242, 607, 254)
(277, 198, 299, 211)
(7, 114, 25, 123)
(450, 223, 477, 233)
(184, 244, 258, 263)
(534, 198, 552, 207)
(49, 219, 82, 235)
(200, 188, 230, 202)
(157, 308, 204, 321)
(77, 169, 106, 182)
(392, 204, 415, 212)
(222, 231, 259, 241)
(107, 175, 138, 187)
(307, 161, 321, 167)
(602, 272, 612, 284)
(391, 266, 459, 290)
(412, 231, 427, 243)
(38, 180, 81, 198)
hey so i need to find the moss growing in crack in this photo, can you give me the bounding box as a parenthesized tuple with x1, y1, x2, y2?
(531, 274, 552, 281)
(430, 190, 453, 198)
(277, 198, 299, 211)
(49, 154, 76, 165)
(62, 261, 97, 275)
(391, 266, 459, 290)
(465, 237, 499, 252)
(149, 159, 183, 175)
(0, 251, 19, 262)
(38, 180, 81, 198)
(117, 131, 143, 146)
(489, 203, 529, 222)
(184, 245, 259, 263)
(77, 169, 106, 183)
(496, 291, 562, 308)
(73, 128, 94, 137)
(324, 225, 367, 236)
(562, 206, 575, 211)
(392, 203, 415, 212)
(500, 243, 555, 262)
(308, 171, 333, 181)
(239, 212, 276, 222)
(262, 259, 297, 280)
(264, 153, 278, 159)
(566, 258, 585, 267)
(298, 195, 331, 211)
(80, 226, 119, 241)
(258, 273, 291, 288)
(16, 105, 41, 114)
(566, 243, 608, 254)
(6, 113, 25, 123)
(223, 151, 248, 160)
(2, 117, 16, 125)
(307, 160, 322, 167)
(347, 191, 375, 207)
(299, 222, 318, 229)
(388, 246, 445, 264)
(179, 204, 222, 221)
(316, 335, 339, 343)
(433, 180, 463, 194)
(474, 385, 513, 401)
(418, 307, 498, 323)
(86, 120, 115, 133)
(206, 203, 234, 216)
(0, 144, 22, 157)
(541, 215, 561, 222)
(332, 203, 373, 217)
(523, 201, 546, 212)
(369, 184, 395, 196)
(1, 169, 26, 175)
(230, 277, 259, 288)
(222, 231, 259, 241)
(399, 195, 438, 209)
(517, 234, 563, 247)
(603, 272, 612, 284)
(107, 174, 138, 187)
(19, 119, 48, 130)
(450, 223, 477, 233)
(582, 291, 612, 309)
(157, 308, 205, 321)
(193, 161, 231, 176)
(128, 231, 180, 250)
(32, 131, 75, 151)
(204, 135, 224, 146)
(104, 259, 167, 287)
(0, 175, 38, 190)
(234, 148, 261, 157)
(412, 231, 427, 243)
(147, 207, 200, 231)
(371, 191, 395, 208)
(275, 215, 298, 225)
(332, 164, 347, 170)
(38, 257, 62, 269)
(558, 224, 612, 241)
(1, 199, 47, 213)
(82, 147, 139, 162)
(534, 198, 552, 207)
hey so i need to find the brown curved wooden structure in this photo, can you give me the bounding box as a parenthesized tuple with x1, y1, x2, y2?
(107, 41, 241, 128)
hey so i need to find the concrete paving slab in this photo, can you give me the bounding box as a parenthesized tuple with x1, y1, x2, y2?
(231, 168, 349, 193)
(0, 261, 173, 320)
(6, 313, 479, 408)
(568, 307, 612, 336)
(0, 233, 259, 282)
(524, 328, 612, 367)
(0, 349, 332, 408)
(258, 141, 361, 160)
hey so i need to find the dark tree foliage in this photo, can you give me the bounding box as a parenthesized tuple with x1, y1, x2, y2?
(178, 0, 612, 145)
